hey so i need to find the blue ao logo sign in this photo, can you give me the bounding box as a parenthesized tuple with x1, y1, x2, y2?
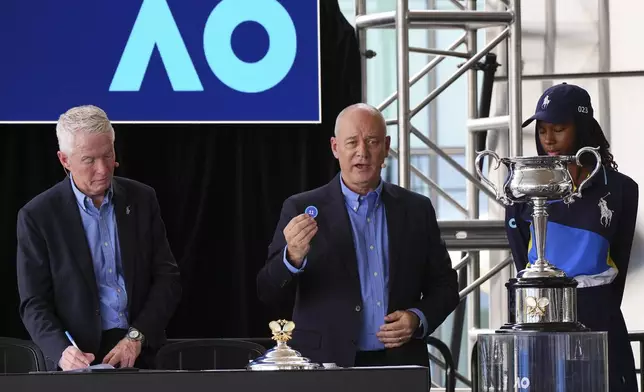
(0, 0, 319, 122)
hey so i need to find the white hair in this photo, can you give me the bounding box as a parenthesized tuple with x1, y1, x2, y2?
(56, 105, 115, 155)
(334, 103, 386, 137)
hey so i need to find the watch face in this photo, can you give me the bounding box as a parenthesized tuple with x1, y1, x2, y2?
(128, 330, 140, 339)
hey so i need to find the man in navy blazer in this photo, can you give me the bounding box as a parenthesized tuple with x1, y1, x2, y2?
(16, 105, 181, 371)
(257, 103, 459, 369)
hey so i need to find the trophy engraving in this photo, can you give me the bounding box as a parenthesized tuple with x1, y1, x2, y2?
(247, 320, 320, 370)
(525, 296, 549, 318)
(475, 146, 602, 332)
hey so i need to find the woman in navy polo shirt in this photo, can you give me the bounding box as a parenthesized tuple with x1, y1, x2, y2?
(505, 83, 639, 392)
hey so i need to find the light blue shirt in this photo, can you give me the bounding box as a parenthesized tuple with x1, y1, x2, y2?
(283, 175, 427, 351)
(70, 175, 129, 331)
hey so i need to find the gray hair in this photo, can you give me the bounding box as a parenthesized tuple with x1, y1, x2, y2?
(56, 105, 115, 155)
(334, 103, 386, 137)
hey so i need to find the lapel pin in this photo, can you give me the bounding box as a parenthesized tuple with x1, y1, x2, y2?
(305, 206, 318, 218)
(126, 206, 131, 215)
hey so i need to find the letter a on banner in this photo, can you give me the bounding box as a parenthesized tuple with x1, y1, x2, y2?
(109, 0, 203, 92)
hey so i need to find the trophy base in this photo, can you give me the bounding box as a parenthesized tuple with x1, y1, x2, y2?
(517, 263, 566, 279)
(507, 276, 580, 325)
(496, 321, 589, 333)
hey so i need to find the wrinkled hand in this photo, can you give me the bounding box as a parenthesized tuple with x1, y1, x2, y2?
(59, 346, 95, 371)
(284, 214, 318, 268)
(102, 338, 142, 368)
(376, 310, 420, 349)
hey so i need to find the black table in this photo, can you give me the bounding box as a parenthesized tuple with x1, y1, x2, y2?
(0, 366, 430, 392)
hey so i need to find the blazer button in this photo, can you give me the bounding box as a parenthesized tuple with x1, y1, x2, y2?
(355, 305, 361, 312)
(95, 309, 100, 316)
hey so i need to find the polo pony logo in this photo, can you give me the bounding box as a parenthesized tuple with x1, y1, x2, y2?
(598, 192, 613, 227)
(542, 95, 551, 109)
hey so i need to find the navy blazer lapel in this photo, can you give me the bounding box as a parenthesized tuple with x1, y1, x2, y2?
(382, 183, 405, 299)
(112, 179, 135, 306)
(59, 178, 99, 301)
(323, 174, 359, 280)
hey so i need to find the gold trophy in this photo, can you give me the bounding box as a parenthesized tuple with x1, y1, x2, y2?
(247, 320, 320, 370)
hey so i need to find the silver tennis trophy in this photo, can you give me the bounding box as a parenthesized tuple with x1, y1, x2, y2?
(475, 146, 602, 332)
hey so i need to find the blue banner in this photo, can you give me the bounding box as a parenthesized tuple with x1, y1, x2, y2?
(0, 0, 321, 123)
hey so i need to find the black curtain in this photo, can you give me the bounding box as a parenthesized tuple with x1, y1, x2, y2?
(0, 1, 361, 341)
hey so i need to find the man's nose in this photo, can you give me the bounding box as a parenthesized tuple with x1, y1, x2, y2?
(356, 141, 369, 156)
(95, 159, 109, 174)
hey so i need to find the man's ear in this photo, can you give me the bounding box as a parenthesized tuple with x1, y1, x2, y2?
(330, 137, 339, 159)
(57, 151, 71, 173)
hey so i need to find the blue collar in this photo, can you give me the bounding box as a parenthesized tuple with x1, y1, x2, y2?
(339, 174, 384, 204)
(69, 173, 113, 210)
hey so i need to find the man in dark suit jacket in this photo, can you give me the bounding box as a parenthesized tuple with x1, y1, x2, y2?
(16, 105, 181, 371)
(257, 103, 459, 369)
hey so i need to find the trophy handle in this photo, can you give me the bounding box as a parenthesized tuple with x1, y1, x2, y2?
(475, 150, 513, 205)
(564, 146, 602, 204)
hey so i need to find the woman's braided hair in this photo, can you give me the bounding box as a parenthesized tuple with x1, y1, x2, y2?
(573, 115, 618, 171)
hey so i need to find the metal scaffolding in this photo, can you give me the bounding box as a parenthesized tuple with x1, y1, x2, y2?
(354, 0, 524, 384)
(355, 0, 523, 188)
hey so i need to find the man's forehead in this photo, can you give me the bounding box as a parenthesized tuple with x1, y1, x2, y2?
(75, 140, 110, 150)
(73, 137, 113, 155)
(342, 126, 382, 138)
(339, 113, 385, 138)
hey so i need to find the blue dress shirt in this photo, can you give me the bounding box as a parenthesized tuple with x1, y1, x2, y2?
(283, 175, 427, 351)
(70, 175, 129, 331)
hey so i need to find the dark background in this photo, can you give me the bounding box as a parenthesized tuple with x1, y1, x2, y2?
(0, 1, 361, 341)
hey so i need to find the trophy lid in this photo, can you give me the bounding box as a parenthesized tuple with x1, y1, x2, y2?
(247, 320, 320, 371)
(517, 263, 566, 279)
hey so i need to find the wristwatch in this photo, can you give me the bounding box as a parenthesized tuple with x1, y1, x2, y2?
(126, 327, 145, 344)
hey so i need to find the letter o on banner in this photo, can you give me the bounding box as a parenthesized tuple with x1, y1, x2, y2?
(203, 0, 297, 93)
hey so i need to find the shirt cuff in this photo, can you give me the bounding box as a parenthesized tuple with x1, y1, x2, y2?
(408, 308, 427, 339)
(283, 246, 307, 274)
